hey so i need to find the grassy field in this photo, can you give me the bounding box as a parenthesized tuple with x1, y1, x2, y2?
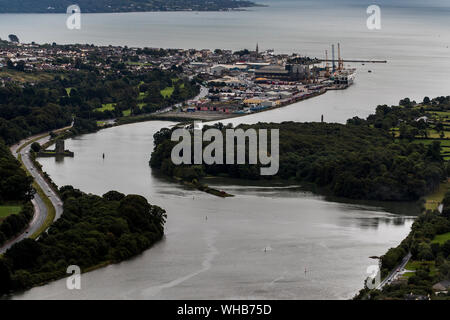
(411, 138, 450, 160)
(430, 111, 450, 118)
(405, 260, 437, 277)
(95, 103, 116, 112)
(138, 92, 146, 100)
(431, 232, 450, 245)
(160, 86, 175, 98)
(160, 82, 184, 98)
(0, 69, 59, 83)
(401, 272, 416, 278)
(0, 205, 22, 222)
(424, 181, 450, 211)
(94, 79, 183, 116)
(426, 130, 450, 139)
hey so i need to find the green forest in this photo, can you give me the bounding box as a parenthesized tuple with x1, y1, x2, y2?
(150, 121, 446, 201)
(0, 140, 35, 247)
(0, 60, 199, 145)
(0, 188, 166, 295)
(0, 0, 258, 13)
(0, 141, 34, 203)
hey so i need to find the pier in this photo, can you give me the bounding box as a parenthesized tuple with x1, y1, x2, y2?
(317, 59, 387, 64)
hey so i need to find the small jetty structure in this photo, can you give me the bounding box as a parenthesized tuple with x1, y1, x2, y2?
(37, 139, 74, 158)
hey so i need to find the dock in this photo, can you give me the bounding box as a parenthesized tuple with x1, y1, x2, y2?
(317, 59, 387, 64)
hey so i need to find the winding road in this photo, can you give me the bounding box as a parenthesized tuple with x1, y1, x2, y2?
(377, 252, 412, 290)
(0, 129, 68, 254)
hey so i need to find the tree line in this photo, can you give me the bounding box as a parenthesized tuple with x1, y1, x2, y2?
(0, 67, 198, 145)
(0, 140, 35, 247)
(0, 187, 166, 295)
(150, 121, 446, 201)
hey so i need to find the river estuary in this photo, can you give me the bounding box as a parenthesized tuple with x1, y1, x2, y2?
(6, 0, 450, 299)
(12, 121, 418, 299)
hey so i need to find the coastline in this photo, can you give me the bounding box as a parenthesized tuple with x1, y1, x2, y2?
(19, 112, 426, 299)
(115, 86, 330, 125)
(0, 3, 266, 15)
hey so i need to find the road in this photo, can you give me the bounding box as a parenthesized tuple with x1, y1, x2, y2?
(377, 252, 412, 290)
(0, 130, 67, 254)
(193, 85, 209, 101)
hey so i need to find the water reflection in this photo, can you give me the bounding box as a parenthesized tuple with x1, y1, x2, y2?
(54, 155, 65, 163)
(22, 121, 416, 300)
(340, 216, 416, 230)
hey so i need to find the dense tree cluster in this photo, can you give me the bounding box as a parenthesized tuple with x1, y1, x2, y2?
(0, 66, 198, 145)
(0, 140, 34, 203)
(150, 122, 446, 201)
(0, 83, 72, 145)
(52, 70, 198, 120)
(53, 69, 193, 119)
(347, 96, 450, 140)
(0, 140, 35, 248)
(0, 202, 33, 247)
(0, 187, 166, 294)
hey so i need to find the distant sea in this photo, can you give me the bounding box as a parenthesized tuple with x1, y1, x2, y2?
(1, 0, 450, 122)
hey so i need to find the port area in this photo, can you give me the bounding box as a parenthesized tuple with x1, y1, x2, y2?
(161, 73, 354, 121)
(164, 44, 362, 120)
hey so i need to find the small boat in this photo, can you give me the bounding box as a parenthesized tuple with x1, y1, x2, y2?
(368, 70, 372, 73)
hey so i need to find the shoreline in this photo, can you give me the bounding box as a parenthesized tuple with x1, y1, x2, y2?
(19, 115, 423, 299)
(0, 4, 266, 15)
(16, 89, 435, 299)
(115, 86, 330, 125)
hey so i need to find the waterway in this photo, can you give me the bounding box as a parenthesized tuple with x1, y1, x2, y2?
(13, 121, 417, 299)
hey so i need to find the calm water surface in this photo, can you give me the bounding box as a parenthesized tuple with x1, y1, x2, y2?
(13, 121, 416, 299)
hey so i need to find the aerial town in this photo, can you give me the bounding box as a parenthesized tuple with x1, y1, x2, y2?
(0, 38, 356, 119)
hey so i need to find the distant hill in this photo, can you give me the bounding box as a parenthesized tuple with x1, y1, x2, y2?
(0, 0, 260, 13)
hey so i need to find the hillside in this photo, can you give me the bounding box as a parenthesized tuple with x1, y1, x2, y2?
(0, 0, 260, 13)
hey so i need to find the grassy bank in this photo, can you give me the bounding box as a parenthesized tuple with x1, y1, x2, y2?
(0, 205, 22, 219)
(0, 205, 22, 224)
(424, 180, 450, 211)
